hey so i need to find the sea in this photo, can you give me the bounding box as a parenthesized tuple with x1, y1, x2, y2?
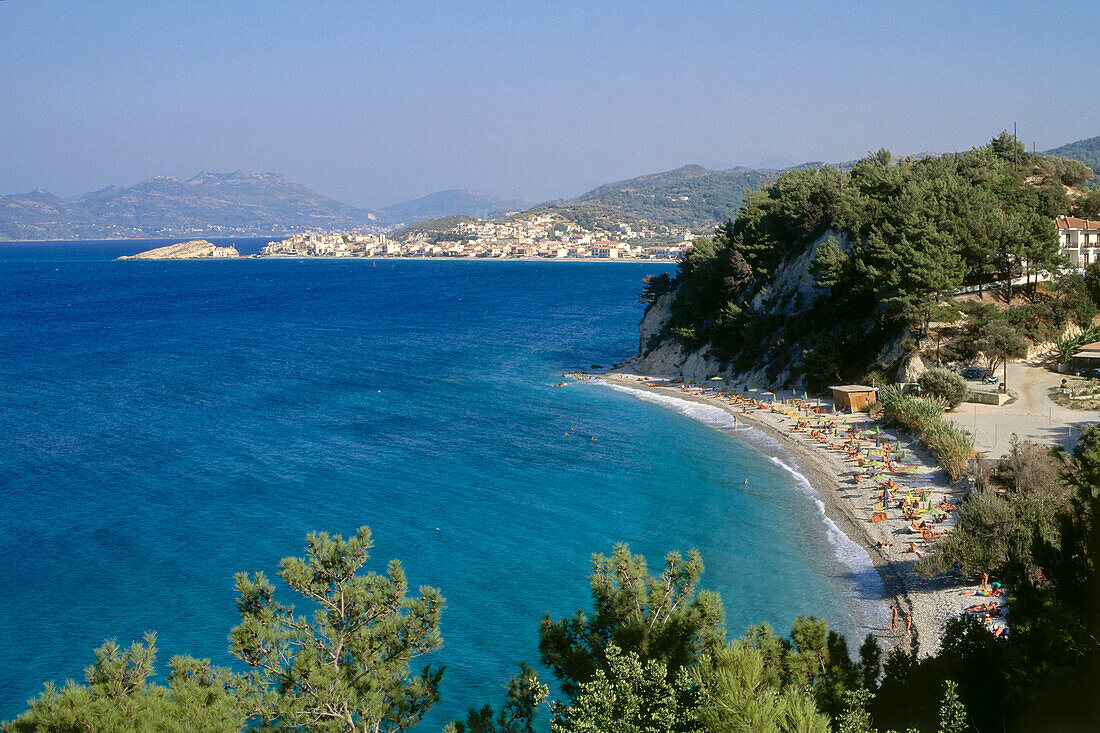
(0, 239, 884, 726)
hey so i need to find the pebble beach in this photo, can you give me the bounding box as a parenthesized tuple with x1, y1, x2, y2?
(593, 371, 1006, 656)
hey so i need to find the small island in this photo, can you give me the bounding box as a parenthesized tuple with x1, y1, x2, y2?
(116, 239, 240, 260)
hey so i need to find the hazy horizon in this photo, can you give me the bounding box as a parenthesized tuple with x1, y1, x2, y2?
(3, 1, 1097, 208)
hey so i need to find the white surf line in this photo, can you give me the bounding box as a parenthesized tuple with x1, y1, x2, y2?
(595, 378, 889, 631)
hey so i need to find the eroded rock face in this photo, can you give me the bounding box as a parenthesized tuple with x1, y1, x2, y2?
(898, 352, 928, 383)
(117, 240, 240, 260)
(638, 292, 675, 353)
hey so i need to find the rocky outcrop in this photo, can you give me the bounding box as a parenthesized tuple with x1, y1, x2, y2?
(625, 230, 858, 387)
(117, 240, 240, 260)
(897, 352, 928, 383)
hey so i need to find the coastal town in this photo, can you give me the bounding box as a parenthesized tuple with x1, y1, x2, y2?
(257, 212, 699, 259)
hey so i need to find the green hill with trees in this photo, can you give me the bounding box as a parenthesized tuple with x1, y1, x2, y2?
(528, 165, 781, 231)
(1042, 134, 1100, 178)
(639, 133, 1097, 389)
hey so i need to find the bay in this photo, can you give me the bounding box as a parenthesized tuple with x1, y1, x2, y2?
(0, 241, 873, 725)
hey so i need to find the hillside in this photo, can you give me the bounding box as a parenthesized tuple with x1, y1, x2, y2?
(0, 171, 387, 240)
(633, 135, 1089, 389)
(380, 189, 534, 226)
(1042, 134, 1100, 178)
(388, 214, 476, 241)
(526, 165, 780, 231)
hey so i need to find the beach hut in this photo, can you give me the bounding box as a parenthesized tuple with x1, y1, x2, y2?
(830, 385, 878, 413)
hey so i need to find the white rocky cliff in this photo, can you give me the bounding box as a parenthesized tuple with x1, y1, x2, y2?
(117, 240, 240, 260)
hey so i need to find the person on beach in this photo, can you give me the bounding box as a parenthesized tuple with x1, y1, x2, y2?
(904, 610, 912, 637)
(891, 606, 898, 632)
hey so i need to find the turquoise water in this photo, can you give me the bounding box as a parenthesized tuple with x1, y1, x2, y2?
(0, 241, 881, 725)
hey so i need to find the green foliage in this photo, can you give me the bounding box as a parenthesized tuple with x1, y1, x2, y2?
(692, 641, 830, 733)
(229, 527, 445, 733)
(652, 135, 1070, 387)
(528, 166, 779, 231)
(390, 215, 478, 242)
(5, 634, 247, 733)
(1054, 322, 1100, 363)
(446, 664, 549, 733)
(936, 681, 966, 733)
(1075, 187, 1100, 218)
(918, 436, 1070, 582)
(539, 544, 724, 702)
(878, 386, 973, 479)
(917, 368, 968, 409)
(974, 320, 1027, 378)
(1041, 134, 1100, 179)
(549, 645, 698, 733)
(1053, 272, 1097, 327)
(836, 689, 875, 733)
(858, 635, 882, 691)
(640, 272, 676, 305)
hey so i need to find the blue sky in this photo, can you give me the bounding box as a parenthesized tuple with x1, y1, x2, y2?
(2, 0, 1097, 206)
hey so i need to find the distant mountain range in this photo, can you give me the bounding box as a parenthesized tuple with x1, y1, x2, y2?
(0, 173, 531, 241)
(3, 133, 1097, 240)
(380, 189, 535, 227)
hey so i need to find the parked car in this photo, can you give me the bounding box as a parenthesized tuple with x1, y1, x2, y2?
(1078, 367, 1100, 379)
(962, 367, 988, 380)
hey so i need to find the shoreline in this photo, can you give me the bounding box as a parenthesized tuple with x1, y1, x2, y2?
(588, 371, 987, 656)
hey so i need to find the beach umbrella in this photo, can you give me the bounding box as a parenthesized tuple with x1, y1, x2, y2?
(926, 507, 947, 517)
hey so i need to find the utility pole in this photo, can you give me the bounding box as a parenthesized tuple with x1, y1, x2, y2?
(1014, 122, 1019, 170)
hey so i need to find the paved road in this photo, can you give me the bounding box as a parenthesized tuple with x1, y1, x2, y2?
(943, 362, 1100, 457)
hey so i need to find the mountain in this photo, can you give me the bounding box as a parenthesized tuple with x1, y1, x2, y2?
(380, 189, 535, 226)
(1041, 135, 1100, 177)
(0, 189, 97, 239)
(525, 164, 781, 231)
(0, 171, 388, 240)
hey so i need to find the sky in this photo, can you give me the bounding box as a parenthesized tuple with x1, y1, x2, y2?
(2, 0, 1098, 207)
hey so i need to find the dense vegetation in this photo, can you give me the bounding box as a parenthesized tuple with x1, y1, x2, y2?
(916, 369, 968, 409)
(8, 430, 1100, 732)
(877, 386, 973, 480)
(389, 214, 478, 242)
(529, 165, 780, 231)
(1041, 134, 1100, 179)
(644, 134, 1093, 388)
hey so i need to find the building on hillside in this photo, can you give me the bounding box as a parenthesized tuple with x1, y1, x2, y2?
(592, 241, 623, 258)
(1056, 216, 1100, 268)
(1070, 341, 1100, 371)
(829, 385, 878, 412)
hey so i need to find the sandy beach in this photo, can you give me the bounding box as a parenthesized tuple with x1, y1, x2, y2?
(589, 371, 998, 656)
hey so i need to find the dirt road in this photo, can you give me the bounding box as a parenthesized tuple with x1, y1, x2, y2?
(943, 362, 1099, 457)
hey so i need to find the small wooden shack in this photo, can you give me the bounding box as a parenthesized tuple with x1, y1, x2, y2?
(830, 384, 878, 412)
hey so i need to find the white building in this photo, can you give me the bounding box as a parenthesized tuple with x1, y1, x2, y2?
(1056, 216, 1100, 268)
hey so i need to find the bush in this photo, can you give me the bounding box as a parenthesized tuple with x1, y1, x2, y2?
(918, 368, 968, 409)
(878, 385, 974, 480)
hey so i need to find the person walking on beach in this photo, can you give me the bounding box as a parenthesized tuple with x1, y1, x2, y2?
(891, 606, 898, 633)
(904, 610, 912, 637)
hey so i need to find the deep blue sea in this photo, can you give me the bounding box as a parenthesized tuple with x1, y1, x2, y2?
(0, 239, 883, 726)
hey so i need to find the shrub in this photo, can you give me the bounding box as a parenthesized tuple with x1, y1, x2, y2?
(878, 385, 974, 480)
(918, 368, 968, 409)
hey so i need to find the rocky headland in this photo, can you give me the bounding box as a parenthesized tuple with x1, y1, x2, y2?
(117, 240, 240, 260)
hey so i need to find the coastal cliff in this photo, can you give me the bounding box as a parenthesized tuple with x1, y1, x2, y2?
(117, 240, 240, 260)
(628, 228, 873, 386)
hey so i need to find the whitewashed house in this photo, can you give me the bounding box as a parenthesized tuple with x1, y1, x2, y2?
(1056, 216, 1100, 268)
